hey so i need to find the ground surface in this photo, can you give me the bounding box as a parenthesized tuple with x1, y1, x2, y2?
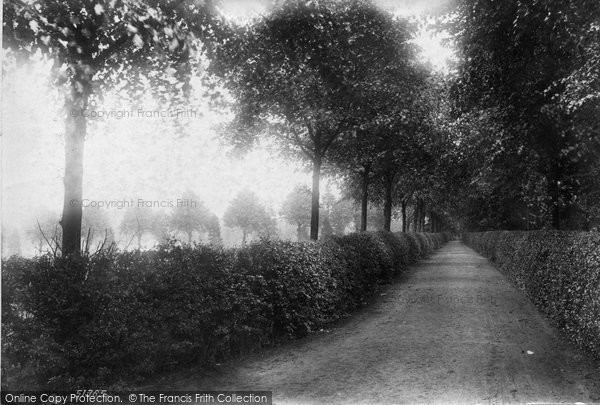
(145, 241, 600, 404)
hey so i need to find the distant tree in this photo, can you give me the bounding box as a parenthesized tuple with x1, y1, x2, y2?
(206, 213, 222, 245)
(352, 204, 384, 232)
(169, 191, 212, 244)
(329, 199, 355, 235)
(223, 190, 274, 244)
(120, 206, 155, 250)
(81, 208, 114, 250)
(258, 214, 279, 240)
(149, 211, 171, 244)
(321, 186, 354, 236)
(280, 185, 312, 241)
(320, 216, 334, 238)
(26, 210, 62, 254)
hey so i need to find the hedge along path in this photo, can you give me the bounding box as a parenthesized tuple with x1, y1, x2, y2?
(146, 241, 600, 404)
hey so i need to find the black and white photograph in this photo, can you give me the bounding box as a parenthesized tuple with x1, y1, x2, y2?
(1, 0, 599, 403)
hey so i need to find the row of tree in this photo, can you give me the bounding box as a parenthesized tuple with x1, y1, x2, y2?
(216, 0, 454, 238)
(445, 0, 600, 230)
(14, 186, 364, 255)
(4, 0, 456, 254)
(8, 0, 592, 254)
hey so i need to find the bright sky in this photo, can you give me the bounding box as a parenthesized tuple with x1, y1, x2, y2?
(1, 0, 455, 254)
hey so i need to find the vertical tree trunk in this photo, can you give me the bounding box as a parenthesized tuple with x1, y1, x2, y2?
(360, 166, 369, 232)
(310, 155, 322, 240)
(137, 234, 142, 250)
(61, 92, 87, 256)
(296, 224, 303, 241)
(242, 230, 248, 245)
(383, 174, 393, 232)
(187, 231, 192, 244)
(401, 200, 407, 232)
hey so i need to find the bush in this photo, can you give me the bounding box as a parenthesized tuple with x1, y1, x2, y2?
(463, 231, 600, 360)
(2, 232, 451, 389)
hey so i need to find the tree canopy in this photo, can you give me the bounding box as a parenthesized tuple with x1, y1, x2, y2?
(218, 0, 418, 239)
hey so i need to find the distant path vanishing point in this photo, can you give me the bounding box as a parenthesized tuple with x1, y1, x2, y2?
(146, 241, 600, 404)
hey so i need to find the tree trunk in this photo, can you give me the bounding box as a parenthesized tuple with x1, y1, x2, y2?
(383, 175, 393, 232)
(187, 231, 192, 244)
(242, 230, 248, 245)
(296, 224, 304, 241)
(137, 234, 142, 250)
(360, 167, 369, 232)
(310, 156, 322, 240)
(61, 92, 87, 256)
(401, 200, 407, 232)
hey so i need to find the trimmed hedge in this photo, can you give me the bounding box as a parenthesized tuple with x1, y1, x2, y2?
(463, 231, 600, 360)
(2, 231, 450, 389)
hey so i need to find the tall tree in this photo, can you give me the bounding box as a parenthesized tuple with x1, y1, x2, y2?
(219, 0, 415, 239)
(3, 0, 220, 254)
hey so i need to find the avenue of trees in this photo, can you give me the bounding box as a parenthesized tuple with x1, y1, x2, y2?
(3, 0, 598, 256)
(446, 0, 600, 230)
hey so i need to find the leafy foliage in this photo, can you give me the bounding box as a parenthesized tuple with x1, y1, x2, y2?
(218, 0, 418, 239)
(223, 189, 276, 244)
(2, 0, 222, 254)
(447, 0, 600, 230)
(168, 191, 214, 244)
(2, 231, 450, 389)
(280, 185, 312, 241)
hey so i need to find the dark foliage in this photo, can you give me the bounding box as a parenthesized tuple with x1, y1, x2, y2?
(464, 231, 600, 359)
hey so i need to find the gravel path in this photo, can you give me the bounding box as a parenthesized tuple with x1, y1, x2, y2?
(148, 241, 600, 404)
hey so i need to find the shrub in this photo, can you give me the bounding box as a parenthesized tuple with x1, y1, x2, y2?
(2, 232, 451, 389)
(463, 231, 600, 360)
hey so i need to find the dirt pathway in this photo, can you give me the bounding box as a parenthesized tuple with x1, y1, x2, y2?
(148, 241, 600, 404)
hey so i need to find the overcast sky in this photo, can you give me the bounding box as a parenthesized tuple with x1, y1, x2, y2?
(1, 0, 455, 254)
